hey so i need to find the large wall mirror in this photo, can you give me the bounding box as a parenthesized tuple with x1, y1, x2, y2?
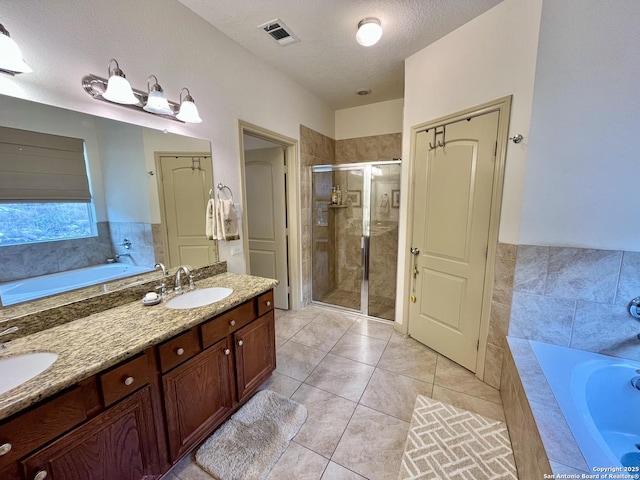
(0, 94, 217, 309)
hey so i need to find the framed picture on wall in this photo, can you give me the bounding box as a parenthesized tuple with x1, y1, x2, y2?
(346, 190, 361, 207)
(392, 189, 400, 208)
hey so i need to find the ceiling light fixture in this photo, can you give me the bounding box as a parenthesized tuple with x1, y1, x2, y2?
(176, 88, 202, 124)
(0, 22, 32, 75)
(102, 58, 138, 105)
(356, 88, 371, 96)
(143, 75, 174, 116)
(356, 17, 382, 47)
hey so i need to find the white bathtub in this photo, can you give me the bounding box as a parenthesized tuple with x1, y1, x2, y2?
(0, 263, 154, 306)
(531, 340, 640, 470)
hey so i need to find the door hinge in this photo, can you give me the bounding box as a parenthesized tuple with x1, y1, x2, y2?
(477, 339, 480, 350)
(494, 142, 497, 157)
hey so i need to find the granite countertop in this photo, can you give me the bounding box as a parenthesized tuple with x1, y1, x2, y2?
(0, 272, 277, 422)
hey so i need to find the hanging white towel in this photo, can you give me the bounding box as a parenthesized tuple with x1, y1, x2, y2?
(216, 198, 240, 241)
(205, 198, 216, 240)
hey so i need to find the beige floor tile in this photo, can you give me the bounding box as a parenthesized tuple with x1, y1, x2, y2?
(316, 310, 358, 331)
(276, 336, 288, 348)
(388, 330, 424, 347)
(291, 384, 357, 458)
(305, 354, 375, 402)
(267, 442, 329, 480)
(377, 341, 438, 383)
(276, 314, 314, 340)
(347, 317, 394, 341)
(331, 405, 410, 480)
(259, 371, 302, 398)
(321, 461, 367, 480)
(359, 368, 433, 422)
(434, 355, 502, 404)
(276, 341, 327, 381)
(161, 472, 182, 480)
(329, 332, 388, 365)
(168, 453, 211, 480)
(431, 385, 506, 422)
(291, 320, 349, 352)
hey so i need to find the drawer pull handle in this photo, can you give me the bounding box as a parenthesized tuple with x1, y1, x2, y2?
(34, 471, 48, 480)
(230, 320, 236, 326)
(224, 348, 230, 355)
(266, 300, 271, 307)
(124, 376, 135, 386)
(0, 442, 11, 456)
(176, 347, 185, 356)
(238, 340, 244, 347)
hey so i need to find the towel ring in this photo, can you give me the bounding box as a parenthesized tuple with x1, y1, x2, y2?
(217, 183, 234, 202)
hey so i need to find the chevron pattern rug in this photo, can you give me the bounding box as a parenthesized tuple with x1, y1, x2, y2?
(398, 395, 517, 480)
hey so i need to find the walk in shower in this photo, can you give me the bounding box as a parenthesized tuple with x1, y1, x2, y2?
(311, 160, 401, 321)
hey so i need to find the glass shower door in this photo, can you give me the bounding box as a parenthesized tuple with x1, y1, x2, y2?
(311, 161, 401, 321)
(312, 166, 364, 311)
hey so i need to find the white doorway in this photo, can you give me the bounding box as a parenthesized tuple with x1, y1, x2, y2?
(405, 97, 511, 375)
(238, 122, 301, 311)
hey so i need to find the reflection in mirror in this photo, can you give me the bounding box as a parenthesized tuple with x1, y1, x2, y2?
(0, 95, 216, 308)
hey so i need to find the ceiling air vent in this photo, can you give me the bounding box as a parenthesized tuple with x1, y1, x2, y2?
(258, 18, 300, 46)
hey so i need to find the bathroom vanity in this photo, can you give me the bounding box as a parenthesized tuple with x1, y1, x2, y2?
(0, 273, 276, 480)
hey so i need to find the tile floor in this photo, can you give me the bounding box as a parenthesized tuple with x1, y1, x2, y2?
(164, 304, 509, 480)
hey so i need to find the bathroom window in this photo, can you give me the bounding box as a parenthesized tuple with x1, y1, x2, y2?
(0, 202, 94, 246)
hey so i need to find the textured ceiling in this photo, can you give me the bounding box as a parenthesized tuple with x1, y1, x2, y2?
(176, 0, 503, 110)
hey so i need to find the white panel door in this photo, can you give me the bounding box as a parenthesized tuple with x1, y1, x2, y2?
(159, 155, 216, 268)
(408, 111, 499, 371)
(245, 147, 289, 309)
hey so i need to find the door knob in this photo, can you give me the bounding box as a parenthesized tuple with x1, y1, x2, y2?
(410, 247, 420, 256)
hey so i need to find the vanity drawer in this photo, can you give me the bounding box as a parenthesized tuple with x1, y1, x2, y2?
(99, 353, 149, 407)
(201, 300, 256, 348)
(0, 387, 86, 469)
(257, 290, 274, 317)
(159, 328, 201, 374)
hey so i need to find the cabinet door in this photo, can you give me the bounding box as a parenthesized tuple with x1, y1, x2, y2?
(22, 386, 160, 480)
(163, 338, 234, 461)
(235, 310, 276, 401)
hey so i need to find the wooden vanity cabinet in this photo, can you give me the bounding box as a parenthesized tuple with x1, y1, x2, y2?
(162, 336, 234, 461)
(21, 386, 160, 480)
(235, 309, 276, 401)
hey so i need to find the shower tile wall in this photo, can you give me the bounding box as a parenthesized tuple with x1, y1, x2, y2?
(335, 133, 401, 164)
(300, 125, 336, 306)
(0, 222, 113, 282)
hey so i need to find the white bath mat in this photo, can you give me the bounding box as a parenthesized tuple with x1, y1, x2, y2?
(398, 395, 517, 480)
(195, 390, 307, 480)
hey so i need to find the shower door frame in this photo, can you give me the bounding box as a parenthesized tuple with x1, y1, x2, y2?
(311, 159, 401, 318)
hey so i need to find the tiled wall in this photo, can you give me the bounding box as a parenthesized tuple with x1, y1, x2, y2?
(0, 222, 113, 282)
(484, 242, 517, 389)
(0, 221, 163, 284)
(501, 338, 553, 477)
(300, 125, 336, 305)
(335, 133, 402, 163)
(509, 246, 640, 361)
(108, 222, 158, 269)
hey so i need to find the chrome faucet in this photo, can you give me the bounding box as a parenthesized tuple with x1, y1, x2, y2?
(174, 266, 192, 293)
(155, 262, 168, 276)
(0, 326, 18, 350)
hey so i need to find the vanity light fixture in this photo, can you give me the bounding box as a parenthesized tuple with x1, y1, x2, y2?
(82, 60, 203, 123)
(102, 59, 138, 105)
(356, 17, 382, 47)
(176, 88, 202, 124)
(0, 22, 32, 75)
(143, 75, 174, 116)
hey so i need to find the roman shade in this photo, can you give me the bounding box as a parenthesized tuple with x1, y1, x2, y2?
(0, 126, 91, 202)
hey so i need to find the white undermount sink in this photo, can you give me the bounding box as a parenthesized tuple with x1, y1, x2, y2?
(165, 287, 233, 309)
(0, 352, 58, 395)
